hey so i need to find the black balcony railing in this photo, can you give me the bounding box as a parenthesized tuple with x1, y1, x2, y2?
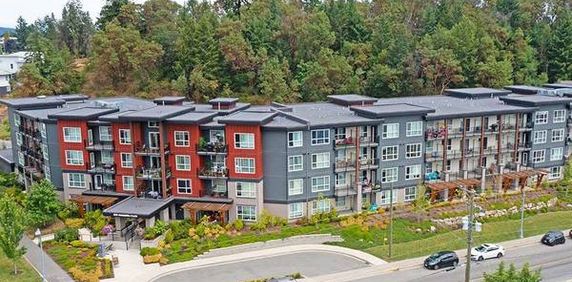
(87, 163, 116, 174)
(197, 142, 227, 154)
(134, 142, 170, 155)
(198, 167, 229, 178)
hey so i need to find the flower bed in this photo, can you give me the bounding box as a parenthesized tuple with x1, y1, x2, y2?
(43, 240, 113, 282)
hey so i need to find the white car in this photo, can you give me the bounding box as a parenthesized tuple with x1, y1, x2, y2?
(471, 243, 505, 261)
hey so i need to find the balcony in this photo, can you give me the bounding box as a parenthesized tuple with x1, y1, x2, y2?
(134, 142, 171, 156)
(520, 122, 533, 131)
(23, 165, 44, 180)
(334, 137, 356, 149)
(334, 159, 356, 172)
(359, 158, 379, 170)
(197, 142, 227, 155)
(90, 183, 116, 192)
(198, 167, 229, 179)
(334, 184, 357, 197)
(136, 166, 171, 180)
(361, 181, 381, 193)
(426, 128, 446, 140)
(19, 125, 41, 139)
(425, 151, 443, 162)
(201, 184, 229, 198)
(359, 136, 379, 146)
(85, 140, 114, 151)
(87, 163, 115, 174)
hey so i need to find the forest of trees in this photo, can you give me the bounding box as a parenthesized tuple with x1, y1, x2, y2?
(6, 0, 572, 103)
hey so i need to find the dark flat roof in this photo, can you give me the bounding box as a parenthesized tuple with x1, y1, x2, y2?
(118, 105, 195, 121)
(218, 111, 277, 125)
(0, 96, 66, 109)
(154, 96, 186, 104)
(444, 87, 511, 99)
(166, 111, 218, 124)
(17, 108, 72, 122)
(543, 82, 572, 89)
(48, 107, 119, 120)
(504, 85, 547, 95)
(103, 197, 173, 218)
(350, 103, 434, 118)
(328, 94, 377, 106)
(500, 94, 572, 107)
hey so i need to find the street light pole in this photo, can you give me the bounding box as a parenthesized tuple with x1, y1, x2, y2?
(520, 187, 525, 238)
(35, 228, 46, 282)
(464, 188, 475, 282)
(388, 183, 394, 258)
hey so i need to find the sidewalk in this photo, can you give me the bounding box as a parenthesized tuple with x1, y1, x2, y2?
(21, 236, 74, 282)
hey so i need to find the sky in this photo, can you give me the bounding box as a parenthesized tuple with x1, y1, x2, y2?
(0, 0, 187, 27)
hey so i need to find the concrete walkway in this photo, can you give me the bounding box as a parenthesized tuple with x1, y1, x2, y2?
(21, 237, 74, 282)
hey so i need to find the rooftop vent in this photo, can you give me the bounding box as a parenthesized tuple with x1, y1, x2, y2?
(209, 98, 238, 110)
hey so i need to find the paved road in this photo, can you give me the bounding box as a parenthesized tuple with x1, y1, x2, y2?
(154, 251, 369, 282)
(355, 239, 572, 282)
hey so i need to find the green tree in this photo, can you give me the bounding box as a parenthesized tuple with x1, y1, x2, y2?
(547, 10, 572, 81)
(97, 0, 129, 29)
(14, 16, 33, 50)
(26, 180, 61, 228)
(258, 58, 296, 103)
(58, 0, 95, 57)
(484, 262, 541, 282)
(0, 194, 28, 275)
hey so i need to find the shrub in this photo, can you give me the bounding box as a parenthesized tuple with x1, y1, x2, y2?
(84, 210, 108, 236)
(140, 247, 160, 256)
(169, 220, 192, 240)
(55, 227, 79, 242)
(65, 218, 84, 228)
(233, 219, 244, 231)
(164, 229, 174, 243)
(70, 240, 88, 248)
(58, 201, 79, 220)
(100, 259, 114, 279)
(143, 254, 162, 264)
(143, 220, 167, 240)
(26, 180, 61, 227)
(69, 266, 100, 282)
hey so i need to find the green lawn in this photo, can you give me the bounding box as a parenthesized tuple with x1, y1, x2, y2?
(0, 251, 41, 282)
(366, 210, 572, 261)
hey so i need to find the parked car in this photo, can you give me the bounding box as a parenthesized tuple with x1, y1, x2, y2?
(471, 243, 505, 261)
(541, 231, 565, 246)
(424, 251, 459, 270)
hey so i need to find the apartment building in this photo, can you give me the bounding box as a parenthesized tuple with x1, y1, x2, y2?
(2, 86, 571, 226)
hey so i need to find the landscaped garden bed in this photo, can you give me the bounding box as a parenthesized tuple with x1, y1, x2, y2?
(43, 240, 113, 282)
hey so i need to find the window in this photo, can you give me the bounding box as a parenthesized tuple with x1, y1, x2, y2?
(40, 123, 46, 138)
(406, 121, 422, 137)
(288, 131, 303, 147)
(237, 205, 256, 221)
(68, 173, 85, 188)
(99, 126, 112, 141)
(101, 151, 113, 164)
(532, 150, 545, 163)
(13, 114, 20, 127)
(552, 128, 565, 142)
(121, 153, 133, 168)
(18, 152, 24, 166)
(311, 129, 330, 145)
(16, 133, 22, 146)
(236, 182, 256, 198)
(174, 131, 190, 147)
(335, 173, 346, 186)
(380, 190, 398, 205)
(551, 147, 563, 161)
(288, 179, 303, 195)
(42, 144, 49, 160)
(381, 146, 398, 161)
(553, 110, 566, 123)
(65, 150, 84, 165)
(535, 111, 548, 124)
(311, 176, 330, 192)
(381, 167, 398, 183)
(288, 155, 303, 172)
(405, 187, 416, 201)
(44, 166, 51, 180)
(549, 166, 562, 180)
(382, 123, 399, 139)
(288, 203, 303, 219)
(405, 143, 422, 159)
(234, 133, 254, 149)
(148, 121, 159, 128)
(175, 155, 191, 171)
(312, 199, 331, 214)
(533, 130, 547, 144)
(119, 129, 131, 144)
(123, 176, 134, 191)
(336, 197, 346, 207)
(311, 152, 330, 169)
(63, 127, 81, 143)
(235, 158, 255, 174)
(177, 179, 192, 194)
(405, 165, 421, 180)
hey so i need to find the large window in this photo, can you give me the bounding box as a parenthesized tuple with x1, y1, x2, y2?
(405, 143, 422, 159)
(535, 111, 548, 124)
(405, 165, 421, 180)
(312, 199, 331, 214)
(381, 146, 398, 161)
(174, 131, 190, 147)
(288, 131, 303, 147)
(553, 110, 566, 123)
(406, 121, 422, 137)
(177, 179, 192, 194)
(549, 166, 562, 180)
(235, 158, 255, 174)
(68, 173, 85, 188)
(405, 187, 417, 201)
(311, 176, 330, 192)
(288, 179, 304, 195)
(381, 167, 398, 183)
(234, 133, 254, 149)
(380, 190, 398, 205)
(175, 155, 191, 171)
(123, 176, 134, 191)
(288, 155, 303, 172)
(121, 153, 133, 168)
(311, 152, 330, 169)
(382, 123, 399, 139)
(533, 130, 547, 144)
(237, 205, 257, 221)
(119, 129, 131, 144)
(288, 203, 304, 219)
(551, 147, 563, 161)
(311, 129, 330, 145)
(552, 128, 565, 142)
(335, 173, 346, 186)
(101, 151, 113, 164)
(532, 150, 545, 163)
(65, 150, 84, 165)
(99, 126, 112, 141)
(63, 127, 82, 143)
(236, 182, 256, 198)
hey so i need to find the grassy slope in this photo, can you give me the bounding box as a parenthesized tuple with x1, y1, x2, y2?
(0, 252, 40, 282)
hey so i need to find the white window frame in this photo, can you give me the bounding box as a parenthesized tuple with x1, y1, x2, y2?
(175, 155, 191, 171)
(122, 176, 134, 191)
(67, 173, 85, 188)
(553, 110, 566, 123)
(99, 126, 112, 141)
(405, 143, 422, 159)
(381, 145, 398, 161)
(405, 165, 421, 180)
(120, 153, 133, 168)
(532, 150, 545, 163)
(549, 166, 562, 180)
(311, 176, 330, 192)
(148, 121, 160, 128)
(174, 131, 190, 147)
(311, 152, 330, 169)
(288, 202, 304, 219)
(236, 205, 257, 221)
(551, 147, 563, 161)
(101, 151, 113, 164)
(535, 111, 548, 124)
(311, 129, 330, 145)
(552, 128, 565, 142)
(40, 123, 47, 138)
(63, 127, 82, 143)
(65, 150, 84, 166)
(288, 131, 303, 148)
(312, 199, 331, 214)
(405, 187, 417, 201)
(288, 155, 303, 172)
(288, 179, 304, 196)
(119, 129, 131, 145)
(406, 121, 422, 137)
(234, 133, 255, 149)
(380, 190, 398, 205)
(382, 123, 399, 139)
(335, 173, 346, 186)
(533, 130, 547, 144)
(177, 179, 192, 194)
(235, 157, 255, 174)
(381, 167, 398, 183)
(236, 182, 256, 198)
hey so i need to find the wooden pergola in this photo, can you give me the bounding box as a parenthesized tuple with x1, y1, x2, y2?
(501, 169, 547, 192)
(426, 179, 481, 202)
(182, 202, 231, 224)
(69, 194, 118, 217)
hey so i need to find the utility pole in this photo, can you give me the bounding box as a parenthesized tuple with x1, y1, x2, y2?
(520, 187, 525, 238)
(464, 187, 475, 282)
(388, 183, 394, 258)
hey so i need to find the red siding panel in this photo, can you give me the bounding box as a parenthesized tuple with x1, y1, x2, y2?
(225, 124, 263, 180)
(57, 120, 89, 171)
